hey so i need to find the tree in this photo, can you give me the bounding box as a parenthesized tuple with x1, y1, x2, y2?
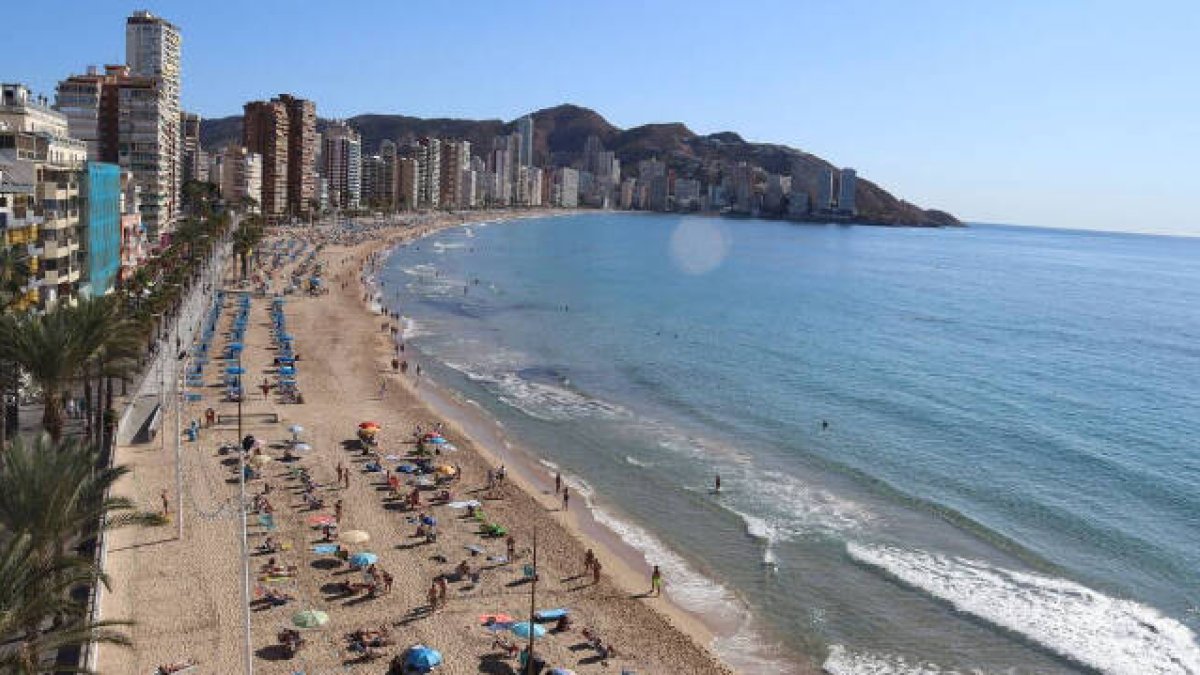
(0, 298, 140, 442)
(0, 434, 155, 560)
(0, 246, 31, 312)
(232, 217, 264, 280)
(0, 532, 131, 674)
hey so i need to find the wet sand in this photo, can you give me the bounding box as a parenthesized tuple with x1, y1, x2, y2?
(99, 210, 736, 674)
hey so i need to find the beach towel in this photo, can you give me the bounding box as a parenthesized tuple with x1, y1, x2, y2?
(534, 608, 569, 621)
(447, 500, 481, 509)
(312, 544, 338, 555)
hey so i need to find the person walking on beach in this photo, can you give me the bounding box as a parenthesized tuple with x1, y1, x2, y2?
(436, 575, 448, 608)
(379, 379, 388, 398)
(650, 565, 663, 597)
(583, 548, 595, 576)
(554, 471, 562, 495)
(334, 499, 343, 523)
(506, 535, 516, 562)
(562, 487, 570, 512)
(592, 558, 602, 586)
(427, 582, 439, 613)
(160, 489, 170, 519)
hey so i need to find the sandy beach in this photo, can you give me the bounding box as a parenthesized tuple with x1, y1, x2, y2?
(98, 210, 736, 675)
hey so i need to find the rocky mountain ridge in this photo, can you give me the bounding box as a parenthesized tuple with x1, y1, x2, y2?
(200, 103, 958, 226)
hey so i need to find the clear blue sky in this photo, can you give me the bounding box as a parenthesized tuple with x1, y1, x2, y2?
(8, 1, 1199, 235)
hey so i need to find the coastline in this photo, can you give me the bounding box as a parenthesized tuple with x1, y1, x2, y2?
(359, 211, 763, 670)
(367, 213, 814, 674)
(98, 208, 743, 674)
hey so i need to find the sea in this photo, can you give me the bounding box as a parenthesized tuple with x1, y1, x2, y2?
(374, 212, 1200, 674)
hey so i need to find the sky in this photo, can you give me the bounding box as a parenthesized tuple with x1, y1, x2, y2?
(7, 1, 1199, 235)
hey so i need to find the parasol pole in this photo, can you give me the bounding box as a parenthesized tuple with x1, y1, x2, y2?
(526, 528, 538, 674)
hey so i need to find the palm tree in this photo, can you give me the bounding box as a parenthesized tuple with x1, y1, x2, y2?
(0, 434, 156, 562)
(232, 217, 264, 280)
(0, 246, 31, 312)
(0, 309, 82, 442)
(69, 298, 141, 443)
(0, 298, 141, 442)
(0, 532, 132, 674)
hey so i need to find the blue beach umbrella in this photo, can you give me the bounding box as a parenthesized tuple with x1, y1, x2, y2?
(225, 366, 245, 375)
(509, 622, 546, 639)
(228, 342, 244, 351)
(405, 646, 443, 672)
(349, 552, 378, 567)
(397, 464, 418, 473)
(427, 436, 447, 445)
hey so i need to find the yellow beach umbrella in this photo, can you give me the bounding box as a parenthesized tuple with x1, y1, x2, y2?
(249, 454, 274, 467)
(434, 465, 457, 477)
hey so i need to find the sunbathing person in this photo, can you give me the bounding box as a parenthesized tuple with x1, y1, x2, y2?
(155, 659, 197, 674)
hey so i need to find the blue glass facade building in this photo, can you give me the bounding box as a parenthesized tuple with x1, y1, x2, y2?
(84, 162, 121, 296)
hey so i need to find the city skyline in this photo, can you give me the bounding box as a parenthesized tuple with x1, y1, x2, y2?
(6, 1, 1198, 235)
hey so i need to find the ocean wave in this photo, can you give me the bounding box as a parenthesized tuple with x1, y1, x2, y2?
(737, 511, 782, 568)
(589, 504, 737, 615)
(399, 315, 426, 339)
(442, 361, 626, 422)
(624, 455, 652, 468)
(823, 644, 965, 674)
(847, 543, 1200, 674)
(755, 470, 875, 535)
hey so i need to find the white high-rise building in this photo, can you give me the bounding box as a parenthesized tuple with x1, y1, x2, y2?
(321, 121, 361, 209)
(125, 10, 181, 238)
(554, 167, 579, 208)
(417, 137, 441, 208)
(216, 146, 262, 212)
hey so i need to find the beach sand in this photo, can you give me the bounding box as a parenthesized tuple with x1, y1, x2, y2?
(99, 211, 737, 674)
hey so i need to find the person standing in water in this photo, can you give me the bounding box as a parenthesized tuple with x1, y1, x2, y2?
(650, 565, 663, 597)
(714, 473, 721, 493)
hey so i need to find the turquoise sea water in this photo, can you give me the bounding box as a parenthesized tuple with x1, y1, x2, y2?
(378, 213, 1200, 674)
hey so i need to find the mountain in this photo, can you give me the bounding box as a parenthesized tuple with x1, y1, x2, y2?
(200, 103, 958, 226)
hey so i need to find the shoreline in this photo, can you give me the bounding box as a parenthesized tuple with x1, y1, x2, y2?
(365, 213, 814, 674)
(97, 207, 736, 674)
(358, 213, 736, 654)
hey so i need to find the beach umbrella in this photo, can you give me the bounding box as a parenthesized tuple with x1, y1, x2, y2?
(508, 622, 546, 639)
(349, 552, 378, 567)
(292, 609, 329, 628)
(225, 366, 245, 375)
(421, 515, 437, 527)
(248, 454, 274, 467)
(292, 442, 311, 452)
(397, 464, 417, 474)
(228, 342, 243, 351)
(307, 514, 336, 526)
(288, 424, 304, 434)
(405, 645, 443, 671)
(339, 529, 370, 544)
(434, 465, 456, 476)
(359, 421, 381, 429)
(427, 436, 448, 445)
(479, 613, 514, 626)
